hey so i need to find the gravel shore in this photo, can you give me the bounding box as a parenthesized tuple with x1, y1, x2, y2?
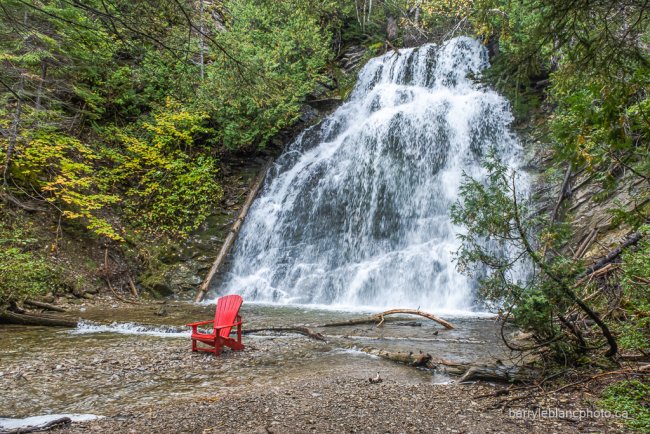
(60, 376, 626, 433)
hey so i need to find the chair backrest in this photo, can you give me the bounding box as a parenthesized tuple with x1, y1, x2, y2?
(214, 294, 243, 338)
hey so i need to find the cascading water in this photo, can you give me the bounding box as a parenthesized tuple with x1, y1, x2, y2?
(215, 37, 523, 312)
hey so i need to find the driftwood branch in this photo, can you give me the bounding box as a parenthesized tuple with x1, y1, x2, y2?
(319, 309, 454, 330)
(243, 326, 326, 341)
(194, 159, 272, 303)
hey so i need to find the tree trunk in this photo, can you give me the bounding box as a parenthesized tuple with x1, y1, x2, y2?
(198, 0, 205, 80)
(3, 95, 22, 182)
(35, 61, 47, 110)
(386, 13, 398, 41)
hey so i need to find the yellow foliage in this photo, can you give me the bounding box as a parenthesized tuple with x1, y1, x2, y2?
(10, 130, 122, 241)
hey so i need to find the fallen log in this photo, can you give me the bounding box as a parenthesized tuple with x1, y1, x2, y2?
(194, 159, 273, 303)
(358, 347, 434, 367)
(573, 263, 618, 288)
(457, 364, 538, 383)
(0, 310, 77, 327)
(23, 299, 66, 313)
(243, 326, 326, 341)
(581, 231, 644, 276)
(619, 354, 650, 362)
(319, 309, 454, 330)
(356, 346, 538, 383)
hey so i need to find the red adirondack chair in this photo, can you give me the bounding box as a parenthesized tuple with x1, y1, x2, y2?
(186, 294, 245, 356)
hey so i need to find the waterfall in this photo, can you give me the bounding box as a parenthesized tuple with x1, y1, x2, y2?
(215, 37, 523, 313)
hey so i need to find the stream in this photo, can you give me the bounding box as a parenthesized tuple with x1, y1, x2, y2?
(0, 302, 512, 420)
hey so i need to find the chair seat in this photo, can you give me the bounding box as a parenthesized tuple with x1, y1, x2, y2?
(191, 332, 218, 341)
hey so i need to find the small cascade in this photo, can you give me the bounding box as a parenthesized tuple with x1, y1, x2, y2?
(71, 321, 189, 337)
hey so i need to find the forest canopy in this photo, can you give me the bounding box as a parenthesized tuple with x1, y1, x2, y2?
(0, 0, 339, 240)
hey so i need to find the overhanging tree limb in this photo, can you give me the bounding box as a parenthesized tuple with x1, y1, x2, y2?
(509, 173, 618, 357)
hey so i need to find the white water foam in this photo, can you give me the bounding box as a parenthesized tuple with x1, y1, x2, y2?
(70, 320, 189, 338)
(0, 414, 101, 430)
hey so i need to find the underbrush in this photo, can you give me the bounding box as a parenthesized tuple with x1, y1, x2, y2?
(0, 217, 63, 306)
(601, 380, 650, 432)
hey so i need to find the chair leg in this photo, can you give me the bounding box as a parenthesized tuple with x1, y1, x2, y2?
(192, 339, 197, 352)
(215, 337, 223, 357)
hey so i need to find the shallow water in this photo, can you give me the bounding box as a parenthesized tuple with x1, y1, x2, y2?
(0, 303, 511, 418)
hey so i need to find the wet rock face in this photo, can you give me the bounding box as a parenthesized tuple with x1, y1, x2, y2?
(165, 263, 203, 293)
(139, 211, 237, 297)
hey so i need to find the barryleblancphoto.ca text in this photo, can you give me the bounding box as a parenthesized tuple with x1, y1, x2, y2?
(509, 408, 629, 421)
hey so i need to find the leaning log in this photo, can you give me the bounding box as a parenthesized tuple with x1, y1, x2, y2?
(243, 326, 326, 341)
(550, 164, 572, 224)
(573, 228, 598, 260)
(194, 159, 273, 303)
(319, 309, 455, 330)
(0, 310, 77, 327)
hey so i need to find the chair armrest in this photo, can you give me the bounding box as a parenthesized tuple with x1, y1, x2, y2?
(214, 321, 242, 330)
(186, 320, 215, 327)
